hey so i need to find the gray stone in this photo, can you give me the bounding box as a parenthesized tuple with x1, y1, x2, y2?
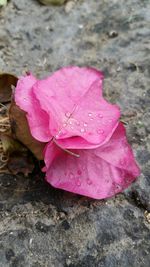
(0, 0, 150, 266)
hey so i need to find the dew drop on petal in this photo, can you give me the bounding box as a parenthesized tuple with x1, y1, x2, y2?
(65, 112, 71, 118)
(69, 172, 74, 179)
(87, 178, 92, 185)
(63, 123, 67, 127)
(82, 166, 86, 171)
(90, 117, 94, 121)
(69, 121, 72, 125)
(88, 112, 92, 117)
(83, 122, 88, 127)
(108, 119, 112, 123)
(120, 159, 126, 166)
(76, 121, 80, 126)
(80, 128, 85, 133)
(59, 129, 67, 136)
(77, 170, 82, 175)
(98, 114, 103, 118)
(97, 129, 104, 134)
(76, 179, 81, 186)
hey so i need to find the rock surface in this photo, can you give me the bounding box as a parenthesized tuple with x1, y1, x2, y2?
(0, 0, 150, 266)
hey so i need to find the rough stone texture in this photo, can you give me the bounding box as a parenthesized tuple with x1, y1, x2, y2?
(0, 0, 150, 266)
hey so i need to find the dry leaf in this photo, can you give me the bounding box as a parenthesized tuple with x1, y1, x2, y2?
(0, 73, 41, 175)
(7, 151, 34, 176)
(0, 132, 34, 176)
(0, 133, 26, 154)
(0, 73, 18, 103)
(9, 101, 45, 160)
(38, 0, 65, 5)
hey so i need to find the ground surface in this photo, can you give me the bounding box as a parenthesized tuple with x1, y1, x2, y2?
(0, 0, 150, 266)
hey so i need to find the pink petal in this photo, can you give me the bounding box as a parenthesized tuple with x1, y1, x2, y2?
(33, 67, 120, 148)
(44, 123, 140, 199)
(15, 74, 51, 142)
(96, 123, 140, 174)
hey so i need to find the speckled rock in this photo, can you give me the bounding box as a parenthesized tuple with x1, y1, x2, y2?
(0, 0, 150, 266)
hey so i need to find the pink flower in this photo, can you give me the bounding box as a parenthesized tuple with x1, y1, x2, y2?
(15, 66, 140, 199)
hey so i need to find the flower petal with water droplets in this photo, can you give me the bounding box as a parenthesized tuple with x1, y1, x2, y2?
(33, 67, 120, 147)
(44, 123, 140, 199)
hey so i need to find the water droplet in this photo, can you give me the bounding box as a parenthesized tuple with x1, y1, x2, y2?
(77, 170, 82, 175)
(98, 114, 103, 118)
(82, 166, 86, 171)
(120, 159, 126, 166)
(69, 172, 74, 179)
(63, 123, 67, 127)
(69, 121, 72, 125)
(76, 179, 81, 186)
(88, 112, 92, 117)
(90, 117, 94, 121)
(80, 128, 85, 133)
(76, 121, 80, 126)
(65, 112, 71, 118)
(97, 129, 104, 134)
(55, 134, 59, 139)
(83, 122, 88, 127)
(59, 129, 67, 136)
(87, 178, 92, 185)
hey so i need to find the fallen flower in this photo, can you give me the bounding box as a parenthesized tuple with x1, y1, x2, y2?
(14, 66, 140, 199)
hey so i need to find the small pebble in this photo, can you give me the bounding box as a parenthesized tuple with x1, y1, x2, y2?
(108, 30, 118, 38)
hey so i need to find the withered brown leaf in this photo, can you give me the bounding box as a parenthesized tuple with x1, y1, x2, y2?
(0, 132, 34, 176)
(0, 73, 18, 103)
(9, 101, 45, 160)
